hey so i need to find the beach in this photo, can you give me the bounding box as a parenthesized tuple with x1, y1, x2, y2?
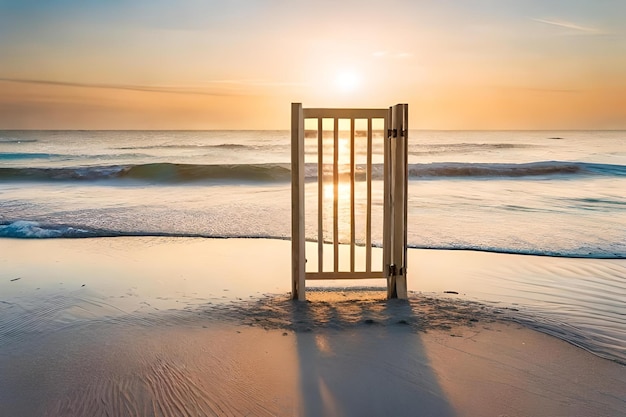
(1, 237, 624, 417)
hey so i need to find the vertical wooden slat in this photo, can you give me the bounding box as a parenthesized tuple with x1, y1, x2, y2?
(291, 103, 305, 300)
(366, 117, 373, 272)
(383, 112, 391, 276)
(333, 118, 339, 273)
(350, 118, 355, 272)
(317, 118, 323, 273)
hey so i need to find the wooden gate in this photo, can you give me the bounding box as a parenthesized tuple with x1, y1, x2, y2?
(291, 103, 408, 300)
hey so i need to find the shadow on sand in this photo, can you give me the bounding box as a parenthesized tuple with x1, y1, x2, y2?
(293, 288, 458, 417)
(229, 287, 489, 417)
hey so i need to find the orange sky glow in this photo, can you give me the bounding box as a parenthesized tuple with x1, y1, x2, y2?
(1, 1, 625, 130)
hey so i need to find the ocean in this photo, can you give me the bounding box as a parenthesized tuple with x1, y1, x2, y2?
(0, 129, 625, 362)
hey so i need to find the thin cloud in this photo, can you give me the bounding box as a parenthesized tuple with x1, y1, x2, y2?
(523, 87, 581, 93)
(492, 85, 581, 94)
(0, 78, 306, 96)
(532, 18, 604, 34)
(0, 78, 239, 97)
(372, 51, 412, 59)
(207, 79, 306, 87)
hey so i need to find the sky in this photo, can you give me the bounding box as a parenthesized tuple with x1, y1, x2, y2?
(1, 0, 625, 130)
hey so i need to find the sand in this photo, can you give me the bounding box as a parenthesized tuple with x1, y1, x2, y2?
(0, 237, 624, 417)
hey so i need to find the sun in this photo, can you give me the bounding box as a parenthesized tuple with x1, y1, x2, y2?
(334, 70, 361, 93)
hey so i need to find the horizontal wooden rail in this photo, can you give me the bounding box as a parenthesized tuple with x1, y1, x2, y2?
(305, 271, 387, 280)
(303, 108, 388, 119)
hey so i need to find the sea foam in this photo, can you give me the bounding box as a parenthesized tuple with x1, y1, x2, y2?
(0, 221, 90, 238)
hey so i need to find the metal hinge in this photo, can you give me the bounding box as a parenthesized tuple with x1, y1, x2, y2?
(387, 129, 407, 139)
(387, 264, 405, 276)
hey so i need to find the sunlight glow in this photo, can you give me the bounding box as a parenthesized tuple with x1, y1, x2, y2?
(334, 71, 361, 93)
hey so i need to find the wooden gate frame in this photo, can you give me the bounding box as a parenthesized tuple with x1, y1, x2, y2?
(291, 103, 408, 300)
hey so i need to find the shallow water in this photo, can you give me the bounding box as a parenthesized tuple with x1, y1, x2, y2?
(404, 249, 626, 364)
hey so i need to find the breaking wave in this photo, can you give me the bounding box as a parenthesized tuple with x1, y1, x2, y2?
(408, 161, 626, 178)
(0, 161, 624, 184)
(0, 152, 61, 160)
(0, 163, 292, 183)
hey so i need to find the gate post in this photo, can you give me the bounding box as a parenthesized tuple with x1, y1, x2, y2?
(387, 104, 409, 299)
(291, 103, 306, 300)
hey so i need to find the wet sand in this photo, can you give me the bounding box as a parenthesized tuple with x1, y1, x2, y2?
(0, 237, 624, 416)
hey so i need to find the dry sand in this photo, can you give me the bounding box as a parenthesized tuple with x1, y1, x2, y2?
(0, 237, 624, 417)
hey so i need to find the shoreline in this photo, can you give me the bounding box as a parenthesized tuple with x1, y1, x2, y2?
(1, 237, 624, 416)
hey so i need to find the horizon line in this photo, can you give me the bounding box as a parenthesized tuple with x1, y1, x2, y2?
(1, 128, 624, 132)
